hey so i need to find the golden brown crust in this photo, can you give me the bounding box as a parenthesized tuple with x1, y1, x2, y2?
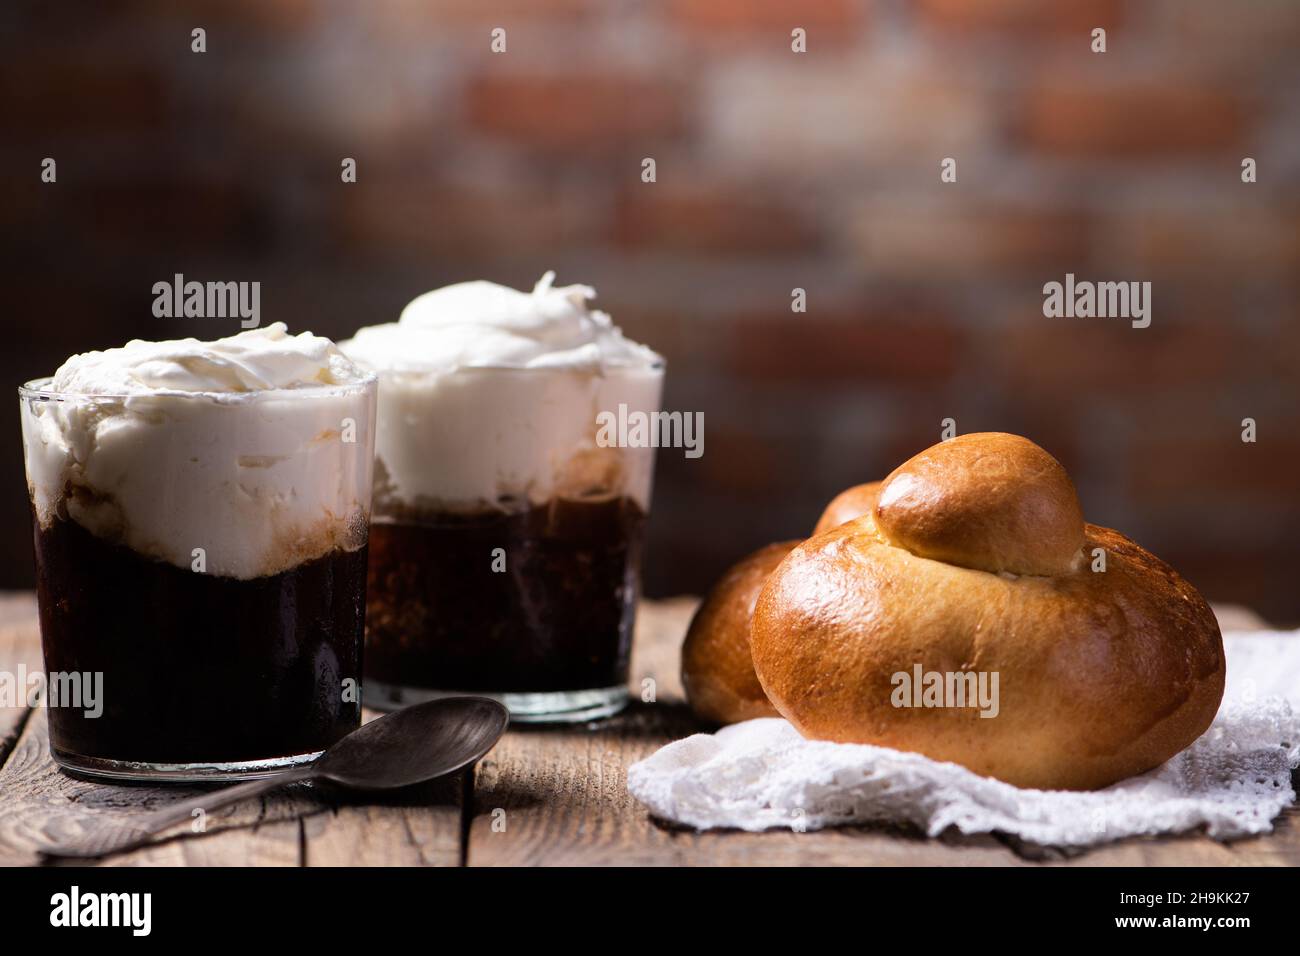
(751, 435, 1225, 791)
(682, 541, 799, 725)
(875, 433, 1085, 576)
(812, 481, 882, 536)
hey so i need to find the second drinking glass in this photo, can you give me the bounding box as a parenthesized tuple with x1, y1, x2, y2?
(344, 273, 664, 721)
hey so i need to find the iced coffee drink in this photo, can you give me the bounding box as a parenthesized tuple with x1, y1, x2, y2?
(343, 273, 663, 721)
(20, 324, 376, 780)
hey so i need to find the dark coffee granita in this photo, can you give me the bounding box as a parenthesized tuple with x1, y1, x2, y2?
(33, 510, 366, 769)
(363, 496, 644, 703)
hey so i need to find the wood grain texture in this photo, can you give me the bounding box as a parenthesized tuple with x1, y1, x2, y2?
(0, 592, 38, 628)
(94, 820, 305, 867)
(1, 592, 1296, 867)
(1212, 805, 1300, 867)
(0, 704, 461, 867)
(466, 599, 698, 866)
(0, 593, 41, 773)
(301, 771, 464, 867)
(0, 702, 326, 867)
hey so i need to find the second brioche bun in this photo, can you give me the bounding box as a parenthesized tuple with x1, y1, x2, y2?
(682, 541, 799, 725)
(812, 481, 882, 535)
(681, 483, 882, 725)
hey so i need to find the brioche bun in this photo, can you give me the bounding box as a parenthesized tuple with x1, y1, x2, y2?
(751, 433, 1225, 791)
(812, 481, 882, 535)
(682, 541, 799, 725)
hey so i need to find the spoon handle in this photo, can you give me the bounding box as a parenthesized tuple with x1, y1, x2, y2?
(42, 765, 318, 860)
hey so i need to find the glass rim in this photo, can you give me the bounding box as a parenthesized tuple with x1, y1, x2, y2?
(18, 371, 378, 403)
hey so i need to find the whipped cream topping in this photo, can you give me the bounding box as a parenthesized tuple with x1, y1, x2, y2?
(341, 273, 663, 512)
(342, 272, 661, 375)
(50, 322, 369, 395)
(22, 325, 376, 580)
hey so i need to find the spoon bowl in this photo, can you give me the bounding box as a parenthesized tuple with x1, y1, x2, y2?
(317, 696, 510, 790)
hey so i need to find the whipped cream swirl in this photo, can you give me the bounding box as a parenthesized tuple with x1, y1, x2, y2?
(50, 322, 368, 395)
(342, 272, 661, 374)
(22, 324, 376, 580)
(341, 273, 663, 512)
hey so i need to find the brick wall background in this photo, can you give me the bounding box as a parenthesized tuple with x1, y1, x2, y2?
(2, 1, 1298, 621)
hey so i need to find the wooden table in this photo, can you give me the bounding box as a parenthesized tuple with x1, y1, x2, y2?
(1, 592, 1295, 867)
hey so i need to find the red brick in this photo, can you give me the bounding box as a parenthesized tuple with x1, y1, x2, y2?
(703, 60, 992, 173)
(1164, 547, 1300, 625)
(0, 59, 169, 135)
(1019, 321, 1232, 392)
(598, 306, 703, 373)
(1021, 84, 1246, 156)
(1161, 0, 1300, 50)
(698, 425, 802, 495)
(464, 73, 688, 151)
(5, 271, 107, 353)
(916, 0, 1122, 34)
(64, 179, 261, 249)
(850, 204, 1091, 277)
(612, 188, 823, 254)
(668, 0, 862, 34)
(0, 178, 41, 232)
(121, 0, 322, 31)
(353, 0, 600, 48)
(394, 0, 597, 23)
(1001, 317, 1246, 399)
(725, 308, 962, 387)
(1122, 208, 1300, 277)
(1127, 432, 1300, 500)
(338, 181, 602, 259)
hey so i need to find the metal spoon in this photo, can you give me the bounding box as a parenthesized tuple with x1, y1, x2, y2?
(42, 696, 509, 860)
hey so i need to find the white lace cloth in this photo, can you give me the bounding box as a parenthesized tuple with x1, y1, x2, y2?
(627, 631, 1300, 845)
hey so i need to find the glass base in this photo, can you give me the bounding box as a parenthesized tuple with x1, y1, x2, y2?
(50, 746, 323, 783)
(364, 681, 629, 723)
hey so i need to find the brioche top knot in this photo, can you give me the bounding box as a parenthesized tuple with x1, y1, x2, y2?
(873, 432, 1085, 576)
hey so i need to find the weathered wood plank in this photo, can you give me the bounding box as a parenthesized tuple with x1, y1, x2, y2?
(1216, 803, 1300, 867)
(0, 595, 42, 772)
(300, 769, 464, 867)
(629, 595, 696, 703)
(93, 819, 305, 867)
(0, 701, 326, 867)
(1, 591, 1294, 867)
(463, 598, 686, 864)
(0, 592, 38, 629)
(674, 827, 1033, 867)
